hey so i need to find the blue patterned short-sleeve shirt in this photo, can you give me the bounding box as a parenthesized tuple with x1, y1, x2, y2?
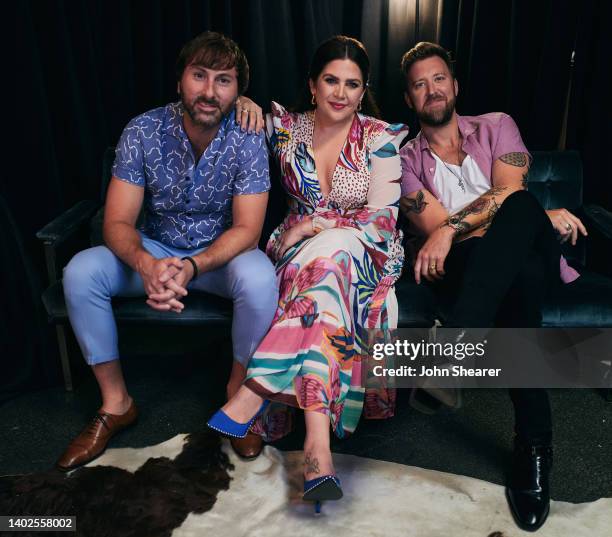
(112, 102, 270, 249)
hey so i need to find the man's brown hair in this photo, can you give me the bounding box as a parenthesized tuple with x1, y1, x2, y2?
(400, 41, 454, 86)
(176, 31, 249, 94)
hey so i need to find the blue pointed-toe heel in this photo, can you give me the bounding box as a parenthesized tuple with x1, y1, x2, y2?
(207, 400, 270, 439)
(303, 475, 343, 513)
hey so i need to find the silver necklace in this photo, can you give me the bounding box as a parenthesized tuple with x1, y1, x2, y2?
(430, 145, 466, 193)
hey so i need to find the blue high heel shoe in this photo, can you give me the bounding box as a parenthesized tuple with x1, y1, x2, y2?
(303, 475, 343, 514)
(207, 400, 270, 439)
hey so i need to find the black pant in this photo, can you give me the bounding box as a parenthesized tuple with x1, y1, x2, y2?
(432, 190, 561, 445)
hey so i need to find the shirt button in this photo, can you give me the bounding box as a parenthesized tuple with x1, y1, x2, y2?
(186, 212, 192, 217)
(188, 237, 194, 242)
(184, 176, 190, 181)
(185, 199, 191, 204)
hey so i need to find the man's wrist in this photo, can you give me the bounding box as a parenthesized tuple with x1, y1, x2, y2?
(439, 220, 460, 238)
(181, 256, 199, 281)
(134, 250, 154, 273)
(190, 252, 209, 277)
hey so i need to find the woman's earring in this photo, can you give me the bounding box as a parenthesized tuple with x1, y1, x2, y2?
(311, 94, 316, 106)
(357, 100, 363, 112)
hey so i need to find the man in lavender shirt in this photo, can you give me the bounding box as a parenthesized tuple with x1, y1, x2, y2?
(398, 42, 587, 532)
(57, 32, 277, 470)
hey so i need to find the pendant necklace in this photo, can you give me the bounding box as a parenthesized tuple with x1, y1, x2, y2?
(431, 143, 466, 193)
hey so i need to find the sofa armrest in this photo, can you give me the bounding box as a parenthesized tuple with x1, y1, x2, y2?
(36, 200, 99, 246)
(580, 204, 612, 277)
(582, 204, 612, 240)
(36, 200, 100, 284)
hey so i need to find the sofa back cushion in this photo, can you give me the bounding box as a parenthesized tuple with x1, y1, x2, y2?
(527, 151, 582, 210)
(527, 150, 585, 267)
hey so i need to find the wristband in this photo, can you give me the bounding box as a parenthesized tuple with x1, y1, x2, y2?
(181, 256, 199, 281)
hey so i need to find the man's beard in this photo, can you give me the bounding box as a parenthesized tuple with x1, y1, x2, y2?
(416, 93, 456, 127)
(181, 92, 232, 129)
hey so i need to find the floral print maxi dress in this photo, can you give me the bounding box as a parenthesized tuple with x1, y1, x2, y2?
(247, 102, 409, 441)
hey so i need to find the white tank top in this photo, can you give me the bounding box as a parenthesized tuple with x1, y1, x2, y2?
(431, 153, 490, 213)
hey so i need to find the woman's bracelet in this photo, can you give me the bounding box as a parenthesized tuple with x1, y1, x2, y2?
(310, 216, 321, 234)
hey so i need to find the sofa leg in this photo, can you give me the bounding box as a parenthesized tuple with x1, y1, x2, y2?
(56, 325, 73, 392)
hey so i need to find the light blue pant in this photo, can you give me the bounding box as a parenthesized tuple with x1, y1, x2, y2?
(63, 235, 279, 366)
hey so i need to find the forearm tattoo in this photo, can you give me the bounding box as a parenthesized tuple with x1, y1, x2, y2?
(304, 452, 320, 475)
(488, 185, 507, 196)
(499, 152, 528, 167)
(483, 198, 501, 230)
(445, 213, 473, 235)
(401, 190, 429, 214)
(444, 186, 507, 236)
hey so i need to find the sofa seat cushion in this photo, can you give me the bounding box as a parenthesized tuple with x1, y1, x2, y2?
(43, 281, 232, 326)
(542, 270, 612, 327)
(395, 275, 437, 328)
(42, 269, 612, 331)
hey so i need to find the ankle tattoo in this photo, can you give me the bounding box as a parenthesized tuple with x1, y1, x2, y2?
(304, 452, 320, 475)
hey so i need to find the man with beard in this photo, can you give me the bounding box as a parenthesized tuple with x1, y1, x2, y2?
(398, 42, 586, 532)
(58, 32, 277, 469)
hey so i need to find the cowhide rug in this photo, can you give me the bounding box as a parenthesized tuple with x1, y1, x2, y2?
(1, 432, 609, 537)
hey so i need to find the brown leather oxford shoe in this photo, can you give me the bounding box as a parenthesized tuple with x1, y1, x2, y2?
(230, 432, 263, 460)
(56, 400, 138, 471)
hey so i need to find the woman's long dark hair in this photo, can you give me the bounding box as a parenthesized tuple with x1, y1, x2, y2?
(292, 35, 380, 118)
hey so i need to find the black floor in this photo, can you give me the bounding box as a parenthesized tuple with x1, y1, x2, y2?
(1, 336, 611, 504)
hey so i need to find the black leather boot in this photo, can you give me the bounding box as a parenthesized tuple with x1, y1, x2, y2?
(505, 440, 553, 532)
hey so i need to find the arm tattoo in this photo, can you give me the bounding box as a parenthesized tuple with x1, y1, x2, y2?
(401, 190, 429, 214)
(488, 185, 507, 196)
(445, 203, 481, 235)
(445, 213, 473, 235)
(521, 172, 529, 189)
(463, 197, 489, 215)
(304, 452, 320, 475)
(481, 198, 501, 232)
(487, 197, 500, 221)
(499, 152, 528, 167)
(444, 186, 507, 236)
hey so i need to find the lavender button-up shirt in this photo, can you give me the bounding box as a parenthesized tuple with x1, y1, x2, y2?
(400, 113, 579, 283)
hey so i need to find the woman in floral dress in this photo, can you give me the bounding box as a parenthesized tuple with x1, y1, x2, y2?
(209, 35, 408, 500)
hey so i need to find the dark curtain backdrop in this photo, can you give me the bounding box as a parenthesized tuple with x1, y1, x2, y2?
(567, 0, 612, 210)
(5, 0, 607, 399)
(362, 0, 583, 149)
(0, 196, 52, 403)
(451, 0, 579, 151)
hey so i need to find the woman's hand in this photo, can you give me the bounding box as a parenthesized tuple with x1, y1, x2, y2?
(235, 96, 264, 133)
(274, 218, 316, 259)
(545, 208, 587, 245)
